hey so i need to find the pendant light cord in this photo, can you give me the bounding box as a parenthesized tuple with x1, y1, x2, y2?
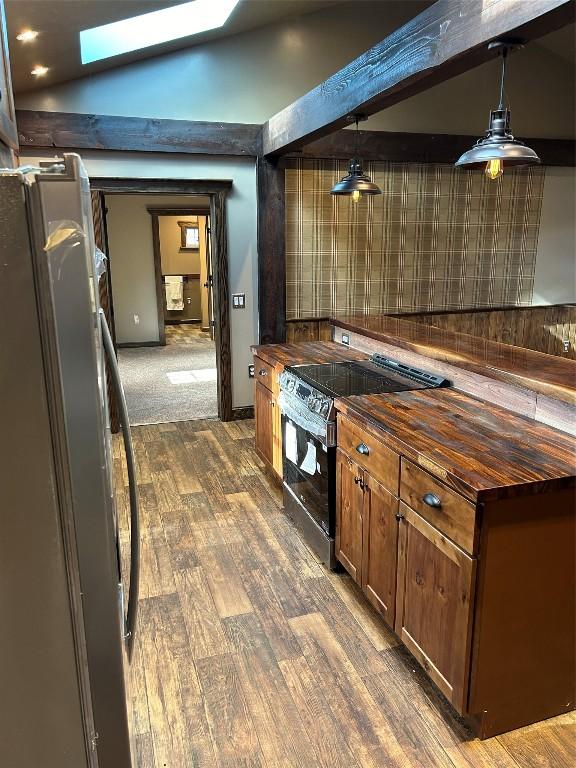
(498, 47, 508, 110)
(354, 116, 359, 158)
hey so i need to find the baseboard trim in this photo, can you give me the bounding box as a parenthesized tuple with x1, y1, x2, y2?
(231, 406, 254, 420)
(117, 341, 161, 348)
(165, 319, 202, 325)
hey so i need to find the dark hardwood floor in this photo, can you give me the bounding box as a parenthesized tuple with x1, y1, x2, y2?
(113, 419, 575, 768)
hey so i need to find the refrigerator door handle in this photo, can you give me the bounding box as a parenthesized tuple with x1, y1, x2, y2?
(98, 308, 140, 660)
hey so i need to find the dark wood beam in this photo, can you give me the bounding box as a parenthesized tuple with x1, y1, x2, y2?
(91, 178, 232, 195)
(292, 129, 576, 166)
(16, 110, 262, 157)
(263, 0, 575, 156)
(257, 157, 286, 344)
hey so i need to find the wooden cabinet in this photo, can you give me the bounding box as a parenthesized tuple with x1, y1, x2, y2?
(336, 412, 477, 712)
(335, 408, 575, 734)
(395, 503, 475, 713)
(335, 450, 364, 583)
(400, 458, 477, 554)
(253, 355, 282, 480)
(338, 414, 399, 494)
(336, 449, 399, 628)
(255, 381, 274, 467)
(271, 390, 282, 478)
(362, 475, 399, 626)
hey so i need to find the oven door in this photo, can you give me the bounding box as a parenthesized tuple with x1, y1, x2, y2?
(281, 413, 335, 537)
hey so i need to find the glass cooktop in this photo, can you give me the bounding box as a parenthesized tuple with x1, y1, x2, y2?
(287, 356, 449, 399)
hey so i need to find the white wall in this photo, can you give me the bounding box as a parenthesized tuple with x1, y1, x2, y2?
(21, 149, 258, 410)
(159, 215, 203, 276)
(105, 195, 187, 344)
(14, 3, 427, 122)
(533, 167, 576, 305)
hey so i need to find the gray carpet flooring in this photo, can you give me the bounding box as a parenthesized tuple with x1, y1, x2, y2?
(118, 328, 218, 425)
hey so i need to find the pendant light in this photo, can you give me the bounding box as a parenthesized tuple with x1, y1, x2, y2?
(455, 40, 541, 180)
(331, 115, 382, 201)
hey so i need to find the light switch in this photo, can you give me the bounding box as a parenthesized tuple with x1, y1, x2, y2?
(232, 293, 246, 309)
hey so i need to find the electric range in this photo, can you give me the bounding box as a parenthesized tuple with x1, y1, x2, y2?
(277, 353, 450, 567)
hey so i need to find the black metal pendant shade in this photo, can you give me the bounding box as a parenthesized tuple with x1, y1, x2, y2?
(455, 42, 541, 177)
(331, 116, 382, 199)
(331, 157, 382, 196)
(455, 108, 541, 170)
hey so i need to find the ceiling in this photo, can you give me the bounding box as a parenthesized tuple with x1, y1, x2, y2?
(535, 22, 575, 66)
(6, 0, 344, 93)
(6, 0, 574, 101)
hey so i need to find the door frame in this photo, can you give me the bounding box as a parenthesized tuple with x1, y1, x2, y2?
(91, 178, 233, 421)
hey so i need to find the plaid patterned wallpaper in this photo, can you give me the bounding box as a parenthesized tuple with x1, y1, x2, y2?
(285, 160, 545, 320)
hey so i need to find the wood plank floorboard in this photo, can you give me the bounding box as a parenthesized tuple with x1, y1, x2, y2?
(117, 418, 576, 768)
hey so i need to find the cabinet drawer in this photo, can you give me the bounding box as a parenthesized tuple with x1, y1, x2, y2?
(253, 356, 275, 393)
(400, 459, 477, 554)
(338, 415, 399, 495)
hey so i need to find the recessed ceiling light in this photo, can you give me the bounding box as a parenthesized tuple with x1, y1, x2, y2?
(17, 29, 39, 43)
(31, 65, 49, 77)
(80, 0, 242, 64)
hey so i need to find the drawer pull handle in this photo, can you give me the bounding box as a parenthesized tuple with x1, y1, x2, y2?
(423, 493, 442, 509)
(259, 369, 268, 376)
(356, 443, 370, 456)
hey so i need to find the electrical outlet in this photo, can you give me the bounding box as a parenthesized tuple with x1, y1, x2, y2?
(341, 333, 350, 346)
(232, 293, 246, 309)
(563, 339, 570, 353)
(133, 314, 140, 325)
(248, 364, 255, 378)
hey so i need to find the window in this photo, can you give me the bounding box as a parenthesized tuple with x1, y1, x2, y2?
(178, 221, 200, 250)
(80, 0, 242, 64)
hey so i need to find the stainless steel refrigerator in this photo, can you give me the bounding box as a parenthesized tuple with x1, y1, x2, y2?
(0, 154, 140, 767)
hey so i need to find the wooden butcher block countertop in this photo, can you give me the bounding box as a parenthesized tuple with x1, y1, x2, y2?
(335, 388, 576, 503)
(252, 341, 368, 369)
(332, 314, 576, 405)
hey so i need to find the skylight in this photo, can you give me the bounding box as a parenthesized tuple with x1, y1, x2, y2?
(80, 0, 241, 65)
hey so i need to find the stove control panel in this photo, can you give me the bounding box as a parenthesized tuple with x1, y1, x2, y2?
(279, 370, 334, 420)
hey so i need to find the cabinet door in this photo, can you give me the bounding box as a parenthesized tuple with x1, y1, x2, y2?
(255, 381, 273, 468)
(335, 449, 364, 583)
(271, 382, 283, 479)
(395, 503, 476, 713)
(362, 475, 399, 628)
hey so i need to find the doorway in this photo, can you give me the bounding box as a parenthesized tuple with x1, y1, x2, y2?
(91, 180, 233, 424)
(148, 207, 214, 341)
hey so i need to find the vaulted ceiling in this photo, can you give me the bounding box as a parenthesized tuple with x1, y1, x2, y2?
(6, 0, 344, 93)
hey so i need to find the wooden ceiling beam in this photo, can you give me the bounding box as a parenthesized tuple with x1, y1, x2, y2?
(291, 129, 576, 166)
(16, 110, 575, 167)
(262, 0, 576, 157)
(16, 110, 262, 157)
